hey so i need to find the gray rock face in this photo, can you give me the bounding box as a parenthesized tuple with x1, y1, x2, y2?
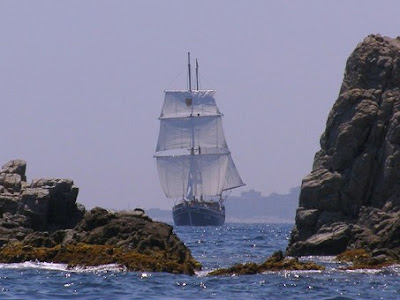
(0, 160, 199, 274)
(287, 35, 400, 258)
(1, 160, 27, 181)
(0, 159, 80, 231)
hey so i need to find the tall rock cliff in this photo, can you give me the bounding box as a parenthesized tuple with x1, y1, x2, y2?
(287, 35, 400, 258)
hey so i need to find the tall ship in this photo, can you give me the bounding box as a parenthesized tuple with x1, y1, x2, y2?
(155, 53, 244, 226)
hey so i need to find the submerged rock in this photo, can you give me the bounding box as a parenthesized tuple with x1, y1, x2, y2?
(336, 249, 399, 270)
(287, 34, 400, 263)
(0, 160, 200, 275)
(208, 250, 324, 276)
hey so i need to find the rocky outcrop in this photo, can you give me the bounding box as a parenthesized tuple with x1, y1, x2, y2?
(0, 160, 82, 234)
(287, 35, 400, 261)
(208, 250, 325, 276)
(0, 160, 200, 274)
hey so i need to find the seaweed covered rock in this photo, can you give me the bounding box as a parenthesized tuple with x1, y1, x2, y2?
(208, 251, 324, 276)
(287, 34, 400, 262)
(0, 160, 200, 275)
(336, 249, 399, 270)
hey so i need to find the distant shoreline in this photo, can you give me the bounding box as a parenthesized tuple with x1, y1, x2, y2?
(146, 209, 295, 225)
(146, 187, 299, 225)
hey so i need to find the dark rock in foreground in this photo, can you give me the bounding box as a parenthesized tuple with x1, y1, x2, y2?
(336, 249, 399, 270)
(0, 160, 200, 274)
(287, 34, 400, 263)
(208, 251, 324, 276)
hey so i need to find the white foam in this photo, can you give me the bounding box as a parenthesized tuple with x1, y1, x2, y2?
(195, 269, 211, 277)
(296, 255, 338, 264)
(0, 261, 68, 271)
(66, 264, 127, 273)
(0, 261, 127, 273)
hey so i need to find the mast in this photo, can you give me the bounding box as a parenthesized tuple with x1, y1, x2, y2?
(189, 54, 195, 200)
(188, 52, 192, 91)
(195, 59, 201, 200)
(196, 59, 199, 90)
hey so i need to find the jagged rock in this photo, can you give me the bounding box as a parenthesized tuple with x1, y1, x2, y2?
(30, 178, 79, 225)
(289, 222, 352, 256)
(0, 173, 22, 193)
(0, 195, 19, 215)
(21, 188, 50, 230)
(336, 248, 400, 269)
(0, 160, 200, 274)
(0, 207, 200, 274)
(208, 250, 325, 276)
(295, 208, 319, 228)
(77, 207, 116, 231)
(287, 34, 400, 258)
(1, 160, 27, 182)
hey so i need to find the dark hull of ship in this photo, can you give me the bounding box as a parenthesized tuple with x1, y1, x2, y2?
(172, 201, 225, 226)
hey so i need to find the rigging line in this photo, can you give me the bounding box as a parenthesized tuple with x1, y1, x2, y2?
(223, 190, 232, 203)
(166, 69, 185, 90)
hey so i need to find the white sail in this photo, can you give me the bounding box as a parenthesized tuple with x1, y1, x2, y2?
(222, 155, 245, 191)
(155, 88, 244, 200)
(156, 154, 230, 198)
(160, 90, 221, 119)
(156, 116, 228, 153)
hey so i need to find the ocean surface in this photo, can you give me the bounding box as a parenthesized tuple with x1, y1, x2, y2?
(0, 223, 399, 299)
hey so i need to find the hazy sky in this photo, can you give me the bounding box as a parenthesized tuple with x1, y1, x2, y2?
(1, 1, 400, 210)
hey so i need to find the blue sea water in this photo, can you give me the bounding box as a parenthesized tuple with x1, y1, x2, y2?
(0, 223, 399, 299)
